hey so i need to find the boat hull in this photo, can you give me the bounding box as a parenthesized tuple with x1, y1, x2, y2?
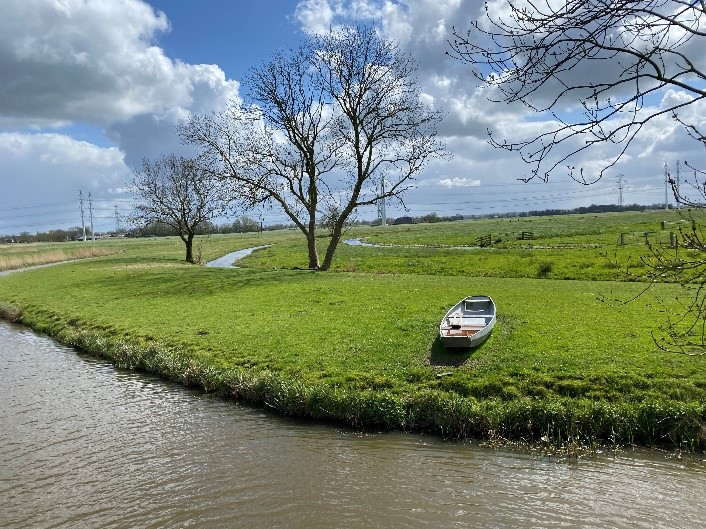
(439, 295, 496, 348)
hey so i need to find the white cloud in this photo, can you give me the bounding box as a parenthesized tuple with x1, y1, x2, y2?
(0, 0, 243, 234)
(107, 62, 241, 168)
(1, 0, 704, 234)
(0, 0, 171, 125)
(295, 0, 387, 34)
(0, 132, 131, 233)
(0, 0, 240, 148)
(295, 0, 340, 34)
(438, 177, 480, 188)
(0, 132, 126, 174)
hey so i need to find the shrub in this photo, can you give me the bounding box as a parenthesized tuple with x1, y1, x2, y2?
(536, 261, 553, 278)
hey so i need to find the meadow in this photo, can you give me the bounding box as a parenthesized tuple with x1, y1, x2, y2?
(1, 209, 705, 451)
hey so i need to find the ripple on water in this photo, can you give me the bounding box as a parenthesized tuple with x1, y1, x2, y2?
(1, 320, 705, 529)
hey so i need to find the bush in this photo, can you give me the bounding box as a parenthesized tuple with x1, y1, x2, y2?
(536, 261, 553, 278)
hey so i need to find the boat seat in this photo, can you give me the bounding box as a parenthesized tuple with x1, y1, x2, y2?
(460, 317, 487, 326)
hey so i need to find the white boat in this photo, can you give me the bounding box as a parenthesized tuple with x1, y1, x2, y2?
(439, 295, 496, 348)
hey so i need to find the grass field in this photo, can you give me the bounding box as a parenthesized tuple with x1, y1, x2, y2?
(1, 209, 705, 451)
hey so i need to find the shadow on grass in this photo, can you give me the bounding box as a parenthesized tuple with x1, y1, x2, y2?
(429, 336, 476, 366)
(89, 263, 317, 299)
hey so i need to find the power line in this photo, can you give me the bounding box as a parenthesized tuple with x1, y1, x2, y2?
(0, 201, 76, 212)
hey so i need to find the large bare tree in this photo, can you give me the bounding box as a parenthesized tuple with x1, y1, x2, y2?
(181, 26, 446, 270)
(448, 0, 706, 183)
(130, 154, 229, 263)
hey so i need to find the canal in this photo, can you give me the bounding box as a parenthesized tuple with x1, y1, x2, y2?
(1, 320, 704, 529)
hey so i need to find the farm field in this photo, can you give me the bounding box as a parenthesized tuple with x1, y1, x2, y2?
(1, 209, 705, 451)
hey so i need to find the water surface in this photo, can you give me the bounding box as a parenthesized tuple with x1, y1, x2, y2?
(1, 321, 704, 529)
(205, 245, 271, 268)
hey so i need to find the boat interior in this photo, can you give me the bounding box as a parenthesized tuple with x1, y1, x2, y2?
(441, 297, 494, 337)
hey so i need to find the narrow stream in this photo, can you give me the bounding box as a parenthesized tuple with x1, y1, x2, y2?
(1, 320, 704, 529)
(205, 245, 271, 268)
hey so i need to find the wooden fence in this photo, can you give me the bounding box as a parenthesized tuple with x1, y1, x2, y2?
(476, 234, 492, 247)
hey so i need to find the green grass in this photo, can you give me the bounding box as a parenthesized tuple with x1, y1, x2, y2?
(239, 210, 697, 280)
(1, 210, 705, 451)
(356, 209, 700, 248)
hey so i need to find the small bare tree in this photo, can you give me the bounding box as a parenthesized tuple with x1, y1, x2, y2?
(130, 154, 229, 263)
(448, 0, 706, 183)
(181, 26, 446, 270)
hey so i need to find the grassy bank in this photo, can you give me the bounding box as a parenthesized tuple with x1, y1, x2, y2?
(1, 211, 705, 450)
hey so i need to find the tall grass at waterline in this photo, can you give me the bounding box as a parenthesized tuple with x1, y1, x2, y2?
(0, 232, 292, 271)
(1, 251, 705, 449)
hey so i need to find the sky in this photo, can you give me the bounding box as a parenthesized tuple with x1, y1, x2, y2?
(1, 0, 704, 235)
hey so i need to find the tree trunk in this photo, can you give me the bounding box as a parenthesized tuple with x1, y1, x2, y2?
(307, 230, 320, 269)
(306, 196, 320, 269)
(185, 232, 195, 263)
(320, 238, 338, 271)
(320, 215, 348, 271)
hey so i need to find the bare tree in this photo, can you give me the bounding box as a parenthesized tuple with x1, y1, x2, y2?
(448, 0, 706, 183)
(181, 26, 446, 270)
(451, 1, 706, 352)
(130, 154, 229, 263)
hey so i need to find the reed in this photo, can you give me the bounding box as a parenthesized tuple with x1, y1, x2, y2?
(0, 246, 118, 271)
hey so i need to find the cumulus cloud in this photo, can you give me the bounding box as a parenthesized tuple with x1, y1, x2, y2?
(293, 1, 513, 140)
(295, 0, 385, 34)
(0, 0, 243, 233)
(107, 63, 241, 167)
(2, 0, 703, 234)
(438, 177, 480, 188)
(0, 0, 172, 125)
(0, 0, 240, 162)
(0, 132, 125, 170)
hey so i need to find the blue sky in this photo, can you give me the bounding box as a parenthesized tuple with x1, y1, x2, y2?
(0, 0, 703, 235)
(147, 1, 302, 80)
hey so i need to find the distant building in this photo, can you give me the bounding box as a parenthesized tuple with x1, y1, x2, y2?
(393, 216, 415, 225)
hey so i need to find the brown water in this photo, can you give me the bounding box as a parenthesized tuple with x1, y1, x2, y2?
(1, 320, 704, 529)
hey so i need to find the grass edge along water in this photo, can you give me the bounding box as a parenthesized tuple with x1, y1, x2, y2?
(1, 211, 706, 452)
